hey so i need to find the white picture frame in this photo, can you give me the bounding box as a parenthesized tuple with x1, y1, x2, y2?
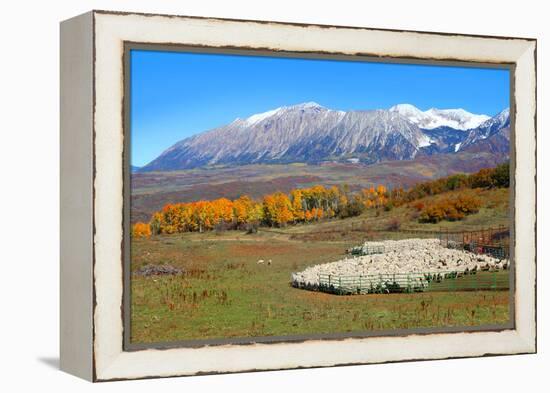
(60, 10, 536, 381)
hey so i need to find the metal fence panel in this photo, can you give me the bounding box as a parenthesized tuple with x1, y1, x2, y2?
(308, 270, 509, 295)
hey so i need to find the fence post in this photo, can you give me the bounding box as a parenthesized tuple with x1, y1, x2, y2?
(328, 275, 331, 287)
(359, 275, 362, 294)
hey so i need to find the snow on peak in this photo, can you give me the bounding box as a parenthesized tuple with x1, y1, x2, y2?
(243, 102, 493, 131)
(495, 107, 510, 121)
(244, 102, 329, 125)
(285, 101, 327, 111)
(389, 104, 426, 123)
(294, 101, 324, 109)
(391, 104, 490, 131)
(389, 104, 423, 115)
(474, 107, 510, 132)
(245, 107, 283, 125)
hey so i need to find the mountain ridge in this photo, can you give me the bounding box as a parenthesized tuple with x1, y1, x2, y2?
(140, 102, 509, 172)
(389, 103, 490, 131)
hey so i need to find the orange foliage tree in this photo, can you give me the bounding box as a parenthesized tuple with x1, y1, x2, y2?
(419, 192, 482, 223)
(143, 162, 508, 233)
(132, 222, 151, 238)
(146, 182, 390, 234)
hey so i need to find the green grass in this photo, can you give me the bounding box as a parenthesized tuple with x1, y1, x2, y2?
(130, 230, 510, 344)
(425, 270, 510, 292)
(130, 186, 511, 344)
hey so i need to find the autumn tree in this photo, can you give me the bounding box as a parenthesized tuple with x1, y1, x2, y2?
(263, 192, 293, 227)
(211, 198, 234, 225)
(290, 189, 305, 222)
(233, 195, 253, 225)
(149, 212, 163, 235)
(132, 222, 151, 238)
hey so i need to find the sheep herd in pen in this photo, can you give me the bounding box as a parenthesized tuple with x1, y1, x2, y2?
(291, 238, 509, 295)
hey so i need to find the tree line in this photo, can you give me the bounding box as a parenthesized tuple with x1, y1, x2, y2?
(131, 161, 510, 238)
(133, 184, 389, 237)
(390, 161, 510, 205)
(389, 161, 509, 223)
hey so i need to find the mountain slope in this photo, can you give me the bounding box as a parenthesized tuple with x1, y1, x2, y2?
(459, 108, 510, 153)
(420, 126, 469, 154)
(142, 103, 431, 171)
(140, 103, 509, 172)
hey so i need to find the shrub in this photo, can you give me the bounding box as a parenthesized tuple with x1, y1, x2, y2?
(132, 222, 151, 238)
(215, 221, 234, 233)
(445, 205, 465, 221)
(445, 173, 469, 190)
(492, 162, 510, 188)
(418, 193, 481, 223)
(338, 196, 365, 218)
(245, 223, 258, 234)
(386, 218, 402, 231)
(149, 212, 162, 235)
(453, 193, 482, 215)
(419, 205, 446, 223)
(469, 168, 495, 188)
(395, 161, 510, 206)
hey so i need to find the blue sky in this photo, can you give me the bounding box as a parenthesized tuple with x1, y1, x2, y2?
(130, 49, 510, 166)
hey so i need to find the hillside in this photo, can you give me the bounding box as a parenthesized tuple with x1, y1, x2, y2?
(130, 152, 508, 223)
(284, 187, 510, 242)
(132, 161, 510, 240)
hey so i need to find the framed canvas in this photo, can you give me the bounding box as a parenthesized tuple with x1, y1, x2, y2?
(60, 10, 537, 382)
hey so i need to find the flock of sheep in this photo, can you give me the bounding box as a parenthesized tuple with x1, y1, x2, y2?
(291, 238, 509, 293)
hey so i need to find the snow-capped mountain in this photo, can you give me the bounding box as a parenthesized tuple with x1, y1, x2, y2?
(139, 103, 509, 172)
(458, 108, 510, 153)
(141, 102, 430, 171)
(389, 104, 490, 131)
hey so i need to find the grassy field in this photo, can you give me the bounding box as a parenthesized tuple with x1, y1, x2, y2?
(130, 194, 511, 344)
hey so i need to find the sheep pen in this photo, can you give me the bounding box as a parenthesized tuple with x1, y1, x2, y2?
(291, 238, 509, 295)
